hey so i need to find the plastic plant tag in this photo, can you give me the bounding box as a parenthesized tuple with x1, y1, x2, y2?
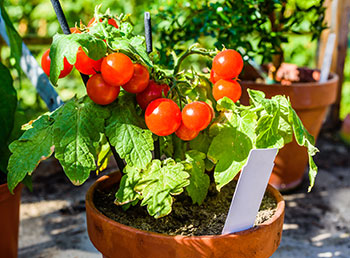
(222, 148, 278, 234)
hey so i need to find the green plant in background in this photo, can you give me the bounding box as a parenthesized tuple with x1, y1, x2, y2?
(154, 0, 327, 79)
(0, 1, 30, 186)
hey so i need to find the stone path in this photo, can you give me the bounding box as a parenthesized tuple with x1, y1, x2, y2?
(18, 133, 350, 257)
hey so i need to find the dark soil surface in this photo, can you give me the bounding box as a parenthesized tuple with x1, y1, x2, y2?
(94, 180, 277, 236)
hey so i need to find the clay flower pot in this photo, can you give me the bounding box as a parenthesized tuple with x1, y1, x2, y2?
(0, 183, 22, 258)
(86, 172, 285, 258)
(240, 74, 338, 190)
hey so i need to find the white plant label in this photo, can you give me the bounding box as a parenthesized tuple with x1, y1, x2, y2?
(319, 33, 336, 83)
(222, 148, 278, 234)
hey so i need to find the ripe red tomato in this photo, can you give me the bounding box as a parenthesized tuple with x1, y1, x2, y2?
(75, 47, 103, 75)
(86, 74, 120, 105)
(136, 80, 170, 110)
(122, 64, 150, 93)
(70, 27, 81, 34)
(213, 79, 242, 102)
(101, 53, 134, 87)
(145, 98, 181, 136)
(210, 69, 222, 84)
(41, 49, 73, 79)
(88, 17, 119, 29)
(212, 49, 243, 79)
(182, 101, 212, 131)
(175, 123, 199, 141)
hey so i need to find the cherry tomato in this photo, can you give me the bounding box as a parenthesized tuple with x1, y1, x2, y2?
(210, 69, 222, 84)
(70, 27, 81, 34)
(136, 80, 170, 110)
(122, 64, 150, 93)
(75, 47, 103, 75)
(101, 53, 134, 87)
(88, 17, 119, 29)
(212, 49, 243, 79)
(213, 79, 242, 102)
(86, 74, 120, 105)
(41, 49, 73, 79)
(175, 123, 199, 141)
(182, 101, 212, 131)
(145, 98, 181, 136)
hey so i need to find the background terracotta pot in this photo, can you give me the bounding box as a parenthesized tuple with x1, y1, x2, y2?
(240, 74, 338, 190)
(86, 172, 285, 258)
(0, 183, 22, 258)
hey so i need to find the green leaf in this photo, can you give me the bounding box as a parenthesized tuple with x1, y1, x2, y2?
(105, 97, 153, 169)
(120, 22, 133, 36)
(49, 33, 106, 85)
(189, 131, 212, 154)
(53, 98, 110, 185)
(288, 105, 319, 191)
(7, 115, 54, 192)
(129, 36, 153, 67)
(208, 127, 252, 190)
(184, 150, 209, 205)
(96, 137, 112, 174)
(0, 5, 22, 77)
(115, 165, 142, 206)
(0, 62, 16, 154)
(135, 159, 190, 218)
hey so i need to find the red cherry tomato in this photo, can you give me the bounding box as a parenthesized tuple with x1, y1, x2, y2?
(182, 101, 212, 131)
(75, 47, 103, 75)
(210, 69, 222, 84)
(213, 79, 242, 102)
(212, 49, 243, 79)
(101, 53, 134, 87)
(175, 123, 199, 141)
(136, 80, 170, 110)
(41, 49, 73, 79)
(122, 64, 150, 93)
(86, 74, 120, 105)
(145, 98, 182, 136)
(88, 17, 119, 29)
(70, 27, 81, 34)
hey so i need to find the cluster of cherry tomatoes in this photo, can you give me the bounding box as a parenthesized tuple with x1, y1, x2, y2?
(41, 17, 244, 141)
(210, 49, 243, 103)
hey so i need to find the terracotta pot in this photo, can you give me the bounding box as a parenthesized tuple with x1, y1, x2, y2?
(0, 183, 22, 258)
(86, 172, 285, 258)
(240, 74, 338, 190)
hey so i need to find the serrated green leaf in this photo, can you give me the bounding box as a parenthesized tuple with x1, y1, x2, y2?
(96, 137, 112, 174)
(115, 165, 142, 206)
(53, 98, 110, 185)
(49, 33, 106, 85)
(135, 159, 190, 218)
(105, 97, 153, 169)
(208, 127, 252, 190)
(120, 22, 133, 36)
(7, 115, 54, 192)
(184, 150, 209, 205)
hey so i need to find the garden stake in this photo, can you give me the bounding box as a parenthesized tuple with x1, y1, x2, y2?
(50, 0, 125, 172)
(144, 11, 160, 159)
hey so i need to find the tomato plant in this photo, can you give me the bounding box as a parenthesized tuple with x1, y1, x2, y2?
(136, 80, 169, 110)
(88, 17, 119, 29)
(41, 49, 73, 79)
(145, 98, 181, 136)
(213, 79, 242, 102)
(86, 74, 120, 105)
(75, 47, 103, 75)
(101, 53, 134, 87)
(122, 64, 150, 93)
(6, 8, 319, 220)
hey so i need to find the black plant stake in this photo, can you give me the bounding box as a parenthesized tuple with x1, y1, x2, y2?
(50, 0, 126, 172)
(144, 12, 161, 160)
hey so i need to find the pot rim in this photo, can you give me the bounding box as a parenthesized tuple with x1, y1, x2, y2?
(86, 171, 285, 240)
(241, 72, 338, 87)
